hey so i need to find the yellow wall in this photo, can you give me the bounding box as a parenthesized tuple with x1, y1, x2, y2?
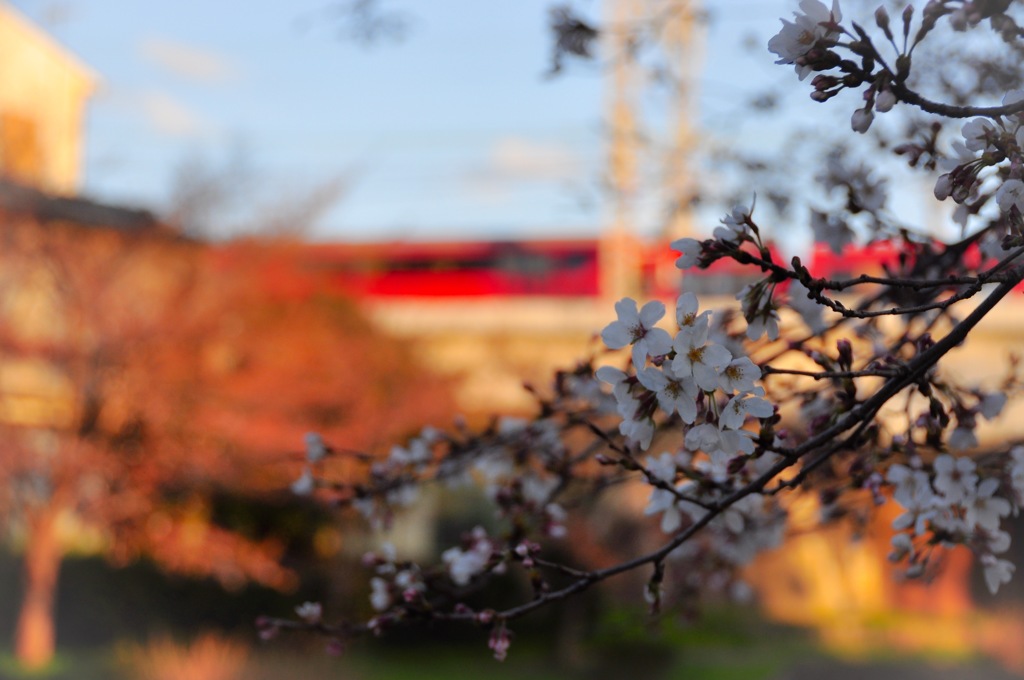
(0, 2, 95, 194)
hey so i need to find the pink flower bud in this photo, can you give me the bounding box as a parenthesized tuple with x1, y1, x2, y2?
(255, 618, 280, 641)
(851, 107, 874, 134)
(836, 339, 853, 366)
(488, 623, 512, 662)
(875, 89, 896, 113)
(934, 174, 953, 200)
(295, 601, 322, 624)
(875, 6, 890, 30)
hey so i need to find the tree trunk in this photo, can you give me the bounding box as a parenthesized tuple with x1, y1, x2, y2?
(14, 511, 62, 670)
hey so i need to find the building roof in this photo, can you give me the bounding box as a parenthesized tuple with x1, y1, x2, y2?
(0, 178, 157, 231)
(0, 1, 97, 86)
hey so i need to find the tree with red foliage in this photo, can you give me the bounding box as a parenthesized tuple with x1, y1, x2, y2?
(0, 216, 451, 669)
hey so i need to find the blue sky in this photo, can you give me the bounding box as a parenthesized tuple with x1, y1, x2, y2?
(12, 0, 816, 242)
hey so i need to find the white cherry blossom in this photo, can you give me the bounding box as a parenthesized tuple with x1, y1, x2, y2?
(645, 488, 684, 533)
(996, 179, 1024, 214)
(619, 412, 655, 450)
(767, 0, 842, 80)
(988, 530, 1012, 555)
(745, 310, 780, 342)
(947, 426, 978, 451)
(638, 365, 699, 423)
(596, 365, 632, 403)
(736, 283, 781, 341)
(304, 432, 327, 463)
(645, 479, 704, 534)
(965, 477, 1012, 533)
(720, 391, 773, 430)
(932, 454, 977, 505)
(685, 423, 755, 457)
(962, 118, 998, 152)
(442, 528, 494, 586)
(645, 452, 679, 483)
(601, 298, 674, 367)
(979, 392, 1008, 421)
(671, 325, 732, 391)
(887, 464, 937, 535)
(713, 202, 752, 241)
(386, 482, 419, 508)
(295, 601, 323, 623)
(1009, 446, 1024, 505)
(522, 474, 559, 507)
(675, 291, 710, 329)
(1004, 89, 1024, 109)
(718, 357, 761, 394)
(370, 578, 391, 611)
(719, 428, 757, 457)
(685, 423, 725, 453)
(291, 467, 315, 496)
(389, 437, 432, 467)
(981, 554, 1015, 594)
(671, 237, 703, 270)
(888, 533, 914, 562)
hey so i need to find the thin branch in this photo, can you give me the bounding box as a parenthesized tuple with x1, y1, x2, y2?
(761, 365, 898, 380)
(891, 80, 1024, 119)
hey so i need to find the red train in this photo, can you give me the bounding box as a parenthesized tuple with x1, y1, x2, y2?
(302, 240, 601, 298)
(213, 237, 982, 302)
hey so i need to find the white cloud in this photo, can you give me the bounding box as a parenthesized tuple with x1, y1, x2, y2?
(487, 136, 581, 182)
(136, 90, 210, 137)
(462, 136, 585, 204)
(139, 36, 239, 84)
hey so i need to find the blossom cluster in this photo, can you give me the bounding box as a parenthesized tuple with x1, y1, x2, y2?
(767, 0, 842, 82)
(662, 199, 1024, 598)
(934, 90, 1024, 219)
(887, 450, 1020, 594)
(671, 200, 781, 341)
(596, 234, 792, 578)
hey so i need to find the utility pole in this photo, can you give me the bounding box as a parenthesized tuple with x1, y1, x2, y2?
(601, 0, 642, 302)
(601, 0, 701, 301)
(660, 0, 701, 242)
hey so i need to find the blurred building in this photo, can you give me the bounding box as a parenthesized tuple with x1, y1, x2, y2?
(0, 1, 95, 194)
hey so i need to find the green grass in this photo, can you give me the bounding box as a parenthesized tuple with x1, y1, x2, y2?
(0, 650, 115, 680)
(588, 605, 823, 680)
(0, 604, 1017, 680)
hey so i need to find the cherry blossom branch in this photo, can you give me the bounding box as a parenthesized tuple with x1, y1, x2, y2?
(761, 365, 899, 381)
(797, 270, 1022, 452)
(312, 270, 1018, 633)
(890, 82, 1024, 119)
(268, 3, 1024, 656)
